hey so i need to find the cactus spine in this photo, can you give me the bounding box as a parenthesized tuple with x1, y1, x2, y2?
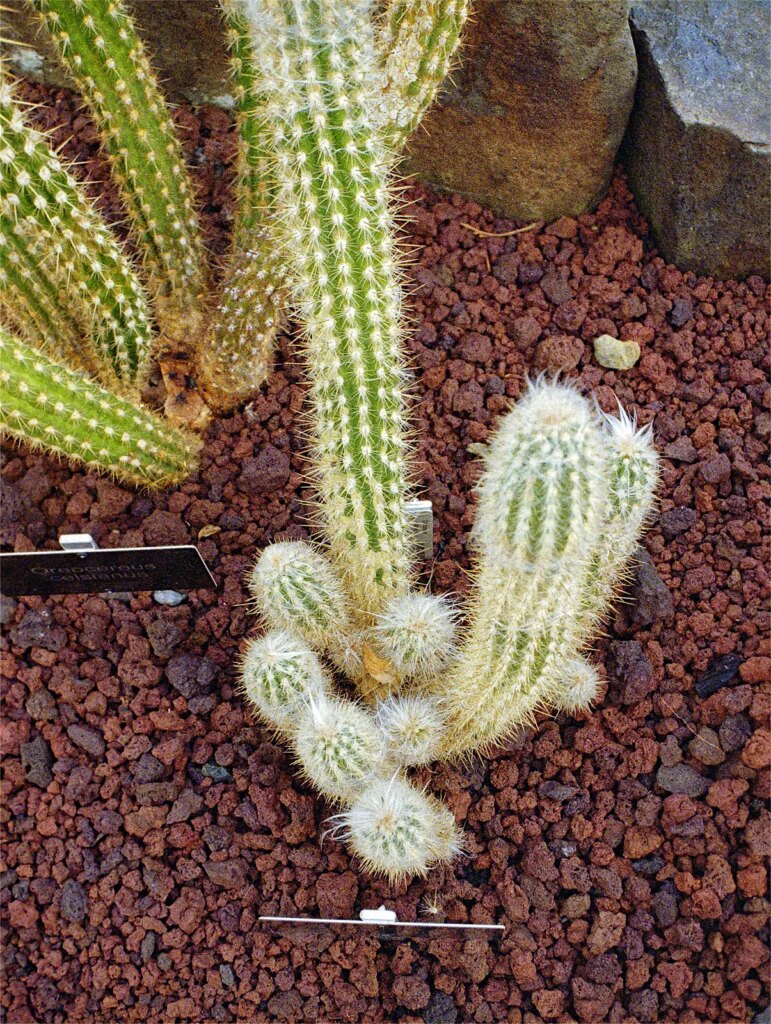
(29, 0, 206, 318)
(294, 694, 383, 801)
(240, 630, 328, 734)
(241, 0, 412, 617)
(0, 80, 154, 383)
(0, 328, 199, 486)
(200, 2, 288, 410)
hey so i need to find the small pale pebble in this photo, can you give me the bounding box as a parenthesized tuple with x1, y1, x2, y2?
(593, 334, 641, 370)
(153, 590, 186, 606)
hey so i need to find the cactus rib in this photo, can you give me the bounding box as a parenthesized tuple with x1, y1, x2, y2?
(0, 328, 199, 487)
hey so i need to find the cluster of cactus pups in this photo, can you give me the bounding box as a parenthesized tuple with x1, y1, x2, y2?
(1, 0, 661, 881)
(241, 381, 659, 880)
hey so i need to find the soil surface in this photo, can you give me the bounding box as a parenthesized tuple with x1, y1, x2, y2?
(2, 86, 769, 1024)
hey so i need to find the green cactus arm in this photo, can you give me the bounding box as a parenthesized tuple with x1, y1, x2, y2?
(0, 328, 199, 487)
(0, 82, 154, 381)
(28, 0, 206, 317)
(240, 0, 412, 618)
(200, 3, 289, 410)
(373, 0, 468, 149)
(0, 223, 112, 383)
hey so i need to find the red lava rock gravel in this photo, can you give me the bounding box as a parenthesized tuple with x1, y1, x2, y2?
(1, 85, 769, 1024)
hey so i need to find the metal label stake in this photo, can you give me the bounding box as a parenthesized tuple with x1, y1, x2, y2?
(260, 904, 504, 933)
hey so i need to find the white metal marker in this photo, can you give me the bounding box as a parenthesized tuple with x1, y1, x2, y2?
(260, 904, 504, 933)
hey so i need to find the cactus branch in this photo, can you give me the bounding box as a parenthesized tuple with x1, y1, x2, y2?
(0, 80, 154, 382)
(374, 0, 469, 149)
(0, 327, 199, 487)
(29, 0, 206, 318)
(241, 0, 412, 617)
(200, 1, 290, 410)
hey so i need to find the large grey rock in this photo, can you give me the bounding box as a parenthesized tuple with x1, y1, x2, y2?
(403, 0, 638, 221)
(624, 0, 770, 279)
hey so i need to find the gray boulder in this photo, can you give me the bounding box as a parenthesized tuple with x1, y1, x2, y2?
(624, 0, 770, 279)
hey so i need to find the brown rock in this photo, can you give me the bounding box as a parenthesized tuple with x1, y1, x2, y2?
(315, 872, 358, 919)
(405, 1, 636, 221)
(203, 859, 248, 889)
(533, 334, 585, 373)
(587, 911, 626, 955)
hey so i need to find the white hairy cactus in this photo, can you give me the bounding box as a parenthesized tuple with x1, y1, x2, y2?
(372, 591, 458, 682)
(240, 629, 327, 734)
(550, 657, 603, 715)
(436, 382, 659, 756)
(294, 694, 383, 801)
(248, 541, 363, 678)
(331, 774, 462, 882)
(375, 694, 445, 766)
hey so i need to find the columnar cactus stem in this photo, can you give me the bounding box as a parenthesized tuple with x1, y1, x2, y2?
(0, 223, 110, 382)
(241, 0, 412, 618)
(0, 328, 199, 486)
(0, 81, 154, 382)
(200, 1, 289, 410)
(436, 384, 612, 756)
(29, 0, 206, 317)
(374, 0, 469, 149)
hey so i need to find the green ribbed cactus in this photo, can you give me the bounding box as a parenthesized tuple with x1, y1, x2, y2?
(436, 383, 659, 756)
(374, 0, 469, 148)
(241, 0, 414, 618)
(199, 2, 288, 410)
(0, 78, 154, 385)
(29, 0, 206, 316)
(0, 327, 199, 486)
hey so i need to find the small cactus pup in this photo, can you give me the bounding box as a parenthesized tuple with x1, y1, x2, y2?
(240, 629, 328, 735)
(330, 774, 462, 882)
(436, 381, 657, 757)
(293, 693, 384, 801)
(248, 541, 364, 680)
(375, 694, 445, 766)
(0, 327, 199, 487)
(371, 590, 458, 683)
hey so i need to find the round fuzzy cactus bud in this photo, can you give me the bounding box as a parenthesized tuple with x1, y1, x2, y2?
(375, 694, 445, 766)
(333, 775, 461, 882)
(372, 591, 458, 682)
(240, 630, 327, 733)
(249, 541, 351, 640)
(551, 658, 603, 715)
(294, 694, 383, 801)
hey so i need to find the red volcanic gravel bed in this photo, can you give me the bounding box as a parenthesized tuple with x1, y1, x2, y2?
(1, 86, 769, 1024)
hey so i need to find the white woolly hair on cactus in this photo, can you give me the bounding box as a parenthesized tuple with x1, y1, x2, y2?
(239, 629, 328, 734)
(372, 590, 458, 681)
(293, 692, 384, 802)
(375, 693, 445, 766)
(549, 657, 603, 715)
(328, 774, 462, 882)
